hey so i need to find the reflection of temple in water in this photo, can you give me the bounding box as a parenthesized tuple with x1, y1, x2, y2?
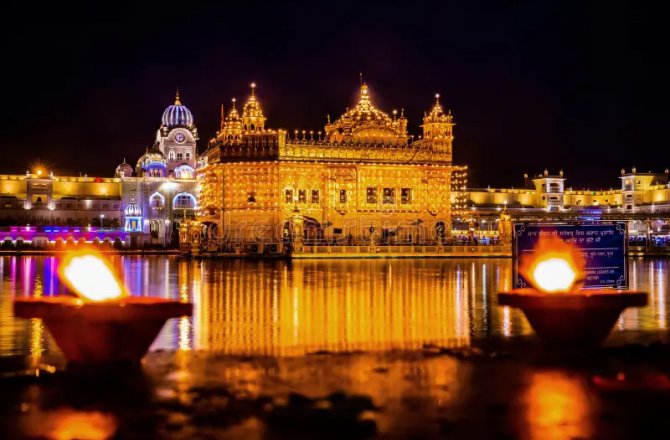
(194, 260, 472, 355)
(1, 256, 669, 357)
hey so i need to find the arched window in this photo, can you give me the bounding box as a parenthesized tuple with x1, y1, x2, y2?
(168, 150, 175, 160)
(174, 164, 195, 180)
(150, 192, 165, 209)
(173, 192, 196, 209)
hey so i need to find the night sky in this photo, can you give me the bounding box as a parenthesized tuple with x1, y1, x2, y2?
(2, 1, 666, 188)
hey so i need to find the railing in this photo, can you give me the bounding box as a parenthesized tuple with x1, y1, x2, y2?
(299, 245, 506, 255)
(193, 243, 506, 254)
(188, 241, 511, 257)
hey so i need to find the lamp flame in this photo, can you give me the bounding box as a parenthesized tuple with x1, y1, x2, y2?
(58, 251, 127, 302)
(519, 236, 585, 293)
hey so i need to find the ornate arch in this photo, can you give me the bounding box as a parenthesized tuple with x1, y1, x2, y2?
(149, 192, 165, 209)
(173, 192, 197, 209)
(174, 164, 195, 179)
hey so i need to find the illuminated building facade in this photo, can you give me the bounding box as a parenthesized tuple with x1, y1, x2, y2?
(1, 85, 670, 250)
(0, 92, 199, 247)
(198, 83, 463, 250)
(460, 168, 670, 241)
(465, 168, 670, 213)
(115, 91, 199, 246)
(0, 172, 123, 227)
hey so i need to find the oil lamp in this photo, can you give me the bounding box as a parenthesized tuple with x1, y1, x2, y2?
(14, 251, 192, 366)
(498, 236, 647, 347)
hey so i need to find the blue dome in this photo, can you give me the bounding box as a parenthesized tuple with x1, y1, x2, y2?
(161, 92, 194, 128)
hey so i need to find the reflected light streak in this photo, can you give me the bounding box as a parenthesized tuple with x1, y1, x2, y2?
(523, 371, 594, 440)
(29, 276, 44, 367)
(19, 409, 117, 440)
(502, 306, 511, 337)
(22, 257, 33, 296)
(657, 261, 666, 329)
(0, 258, 11, 353)
(165, 259, 170, 299)
(178, 316, 192, 351)
(481, 263, 488, 333)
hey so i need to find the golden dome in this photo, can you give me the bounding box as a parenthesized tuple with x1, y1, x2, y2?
(425, 94, 453, 124)
(241, 82, 266, 131)
(228, 98, 240, 121)
(218, 98, 243, 143)
(341, 84, 393, 126)
(325, 84, 407, 144)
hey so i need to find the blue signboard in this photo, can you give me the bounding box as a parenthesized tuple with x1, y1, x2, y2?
(513, 222, 628, 289)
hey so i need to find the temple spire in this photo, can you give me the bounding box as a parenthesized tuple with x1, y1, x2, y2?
(224, 104, 226, 130)
(422, 94, 454, 141)
(228, 98, 239, 120)
(242, 84, 265, 131)
(175, 88, 181, 105)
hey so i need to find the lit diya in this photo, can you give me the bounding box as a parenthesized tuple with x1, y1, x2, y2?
(498, 236, 647, 347)
(14, 251, 192, 366)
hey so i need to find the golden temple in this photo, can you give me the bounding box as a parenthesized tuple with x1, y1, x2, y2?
(197, 82, 464, 252)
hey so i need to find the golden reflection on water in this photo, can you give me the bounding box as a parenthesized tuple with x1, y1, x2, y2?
(0, 258, 14, 354)
(1, 256, 670, 357)
(195, 260, 473, 355)
(522, 371, 594, 440)
(19, 409, 117, 440)
(29, 276, 45, 367)
(178, 317, 192, 352)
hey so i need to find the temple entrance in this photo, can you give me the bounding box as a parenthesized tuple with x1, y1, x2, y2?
(435, 221, 446, 244)
(150, 220, 161, 239)
(282, 221, 292, 244)
(302, 216, 322, 244)
(381, 228, 396, 245)
(283, 216, 323, 245)
(205, 222, 218, 241)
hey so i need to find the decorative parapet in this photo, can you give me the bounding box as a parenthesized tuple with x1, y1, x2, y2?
(278, 138, 452, 165)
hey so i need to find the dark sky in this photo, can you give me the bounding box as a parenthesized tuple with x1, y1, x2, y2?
(2, 0, 666, 188)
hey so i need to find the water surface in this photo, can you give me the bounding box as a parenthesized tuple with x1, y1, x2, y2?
(1, 256, 668, 359)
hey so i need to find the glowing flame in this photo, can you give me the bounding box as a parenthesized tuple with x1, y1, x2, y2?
(519, 236, 585, 293)
(58, 251, 127, 301)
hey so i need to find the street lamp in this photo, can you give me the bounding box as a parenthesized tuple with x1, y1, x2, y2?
(48, 202, 55, 225)
(99, 214, 105, 230)
(436, 222, 445, 245)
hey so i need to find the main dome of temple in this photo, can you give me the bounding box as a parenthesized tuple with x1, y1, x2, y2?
(341, 84, 392, 125)
(161, 91, 194, 128)
(324, 84, 407, 144)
